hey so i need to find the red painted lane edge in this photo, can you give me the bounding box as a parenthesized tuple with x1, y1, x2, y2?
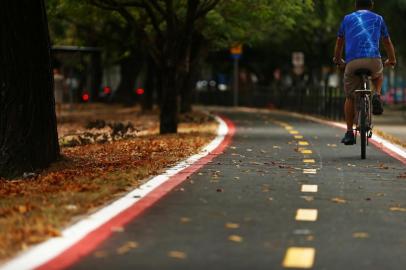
(36, 116, 235, 270)
(369, 140, 406, 165)
(319, 120, 406, 165)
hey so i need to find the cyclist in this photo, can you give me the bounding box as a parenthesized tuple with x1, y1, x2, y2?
(333, 0, 396, 145)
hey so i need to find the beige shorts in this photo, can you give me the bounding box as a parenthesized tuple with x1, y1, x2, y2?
(344, 58, 383, 99)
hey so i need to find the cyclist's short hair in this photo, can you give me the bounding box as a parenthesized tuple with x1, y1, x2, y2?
(356, 0, 373, 9)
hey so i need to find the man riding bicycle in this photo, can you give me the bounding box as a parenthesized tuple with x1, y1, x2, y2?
(333, 0, 396, 145)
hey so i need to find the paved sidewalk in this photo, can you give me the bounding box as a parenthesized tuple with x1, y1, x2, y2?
(68, 109, 405, 270)
(374, 106, 406, 147)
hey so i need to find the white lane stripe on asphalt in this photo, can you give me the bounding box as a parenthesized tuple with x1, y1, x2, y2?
(0, 117, 230, 270)
(303, 169, 317, 174)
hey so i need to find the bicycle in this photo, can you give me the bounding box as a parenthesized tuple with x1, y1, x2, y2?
(353, 69, 373, 159)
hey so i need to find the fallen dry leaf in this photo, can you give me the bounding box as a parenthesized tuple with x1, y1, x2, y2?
(306, 235, 315, 241)
(225, 223, 240, 229)
(228, 235, 243, 243)
(301, 196, 314, 202)
(168, 251, 187, 259)
(64, 204, 78, 211)
(352, 232, 369, 239)
(180, 217, 191, 223)
(331, 197, 347, 204)
(111, 226, 125, 233)
(94, 251, 108, 258)
(390, 207, 406, 212)
(116, 241, 139, 255)
(18, 205, 28, 214)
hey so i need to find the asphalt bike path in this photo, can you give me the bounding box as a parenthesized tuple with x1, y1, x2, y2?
(70, 111, 406, 270)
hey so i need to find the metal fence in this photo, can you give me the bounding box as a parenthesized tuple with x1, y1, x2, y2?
(196, 84, 346, 121)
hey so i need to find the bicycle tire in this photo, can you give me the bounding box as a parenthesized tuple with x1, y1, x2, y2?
(360, 98, 367, 159)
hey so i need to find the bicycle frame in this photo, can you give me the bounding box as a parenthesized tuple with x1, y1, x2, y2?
(354, 75, 372, 159)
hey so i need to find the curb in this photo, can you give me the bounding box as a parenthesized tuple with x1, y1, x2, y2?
(272, 110, 406, 165)
(1, 115, 235, 270)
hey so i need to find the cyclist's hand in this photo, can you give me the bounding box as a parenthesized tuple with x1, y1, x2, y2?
(333, 57, 346, 69)
(384, 59, 396, 68)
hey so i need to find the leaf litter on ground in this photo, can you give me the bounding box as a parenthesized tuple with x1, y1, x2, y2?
(0, 105, 217, 260)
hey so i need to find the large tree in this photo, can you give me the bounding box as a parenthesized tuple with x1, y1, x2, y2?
(87, 0, 222, 134)
(86, 0, 313, 133)
(0, 0, 59, 178)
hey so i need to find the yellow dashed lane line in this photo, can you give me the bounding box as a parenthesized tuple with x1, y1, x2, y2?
(270, 119, 318, 269)
(301, 185, 318, 193)
(295, 209, 318, 222)
(282, 247, 316, 269)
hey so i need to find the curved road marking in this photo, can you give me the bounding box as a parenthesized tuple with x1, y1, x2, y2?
(1, 115, 235, 270)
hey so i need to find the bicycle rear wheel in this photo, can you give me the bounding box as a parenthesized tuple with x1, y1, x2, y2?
(360, 98, 367, 159)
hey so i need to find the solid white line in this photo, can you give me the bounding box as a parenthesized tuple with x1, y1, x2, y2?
(0, 116, 229, 270)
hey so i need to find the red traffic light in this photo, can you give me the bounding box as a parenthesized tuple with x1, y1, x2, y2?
(103, 86, 111, 95)
(82, 92, 90, 102)
(135, 88, 145, 95)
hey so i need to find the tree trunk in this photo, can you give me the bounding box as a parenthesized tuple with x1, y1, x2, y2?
(0, 0, 60, 178)
(180, 35, 205, 114)
(112, 56, 140, 104)
(159, 66, 178, 134)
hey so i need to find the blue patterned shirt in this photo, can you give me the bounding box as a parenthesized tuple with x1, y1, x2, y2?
(338, 10, 389, 62)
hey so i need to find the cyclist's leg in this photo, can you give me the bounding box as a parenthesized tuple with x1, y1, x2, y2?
(344, 61, 361, 131)
(369, 59, 384, 95)
(368, 59, 384, 115)
(344, 98, 355, 131)
(371, 76, 383, 95)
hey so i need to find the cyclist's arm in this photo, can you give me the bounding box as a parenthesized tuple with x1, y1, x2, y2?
(382, 37, 396, 66)
(333, 37, 345, 65)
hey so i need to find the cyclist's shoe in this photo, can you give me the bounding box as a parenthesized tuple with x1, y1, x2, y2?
(372, 94, 384, 115)
(341, 131, 355, 145)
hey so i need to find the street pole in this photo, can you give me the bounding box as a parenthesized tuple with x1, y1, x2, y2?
(233, 57, 239, 107)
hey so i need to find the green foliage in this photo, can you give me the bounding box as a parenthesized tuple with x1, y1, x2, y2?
(204, 0, 313, 49)
(47, 0, 313, 56)
(46, 0, 136, 64)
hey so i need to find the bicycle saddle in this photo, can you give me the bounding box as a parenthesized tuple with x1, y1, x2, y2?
(354, 69, 372, 76)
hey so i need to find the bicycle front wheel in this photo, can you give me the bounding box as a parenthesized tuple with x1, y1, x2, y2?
(360, 98, 367, 159)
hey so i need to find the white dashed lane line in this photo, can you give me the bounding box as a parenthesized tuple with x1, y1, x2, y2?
(303, 169, 317, 175)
